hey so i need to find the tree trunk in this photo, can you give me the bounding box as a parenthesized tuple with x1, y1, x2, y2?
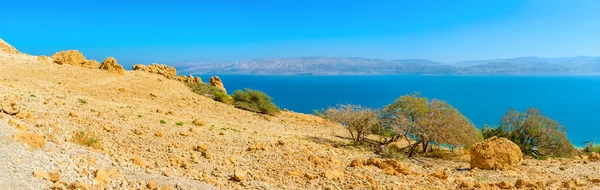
(422, 141, 429, 153)
(408, 141, 422, 158)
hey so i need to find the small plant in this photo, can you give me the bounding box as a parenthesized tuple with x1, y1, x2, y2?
(57, 82, 62, 84)
(73, 131, 101, 149)
(176, 122, 184, 126)
(160, 120, 166, 124)
(209, 125, 215, 131)
(583, 141, 600, 153)
(187, 82, 233, 104)
(138, 115, 142, 118)
(78, 99, 87, 104)
(232, 88, 280, 116)
(30, 94, 36, 97)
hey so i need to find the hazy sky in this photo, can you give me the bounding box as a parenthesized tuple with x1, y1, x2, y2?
(1, 0, 599, 67)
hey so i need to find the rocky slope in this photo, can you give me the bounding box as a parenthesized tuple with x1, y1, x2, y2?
(1, 38, 600, 190)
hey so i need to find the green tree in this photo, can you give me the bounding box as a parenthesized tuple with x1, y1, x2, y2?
(323, 104, 378, 142)
(482, 108, 576, 158)
(380, 93, 481, 157)
(232, 88, 280, 116)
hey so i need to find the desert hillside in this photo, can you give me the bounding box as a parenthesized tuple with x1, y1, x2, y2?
(1, 38, 600, 190)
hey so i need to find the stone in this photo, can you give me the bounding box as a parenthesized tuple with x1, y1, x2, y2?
(95, 169, 109, 184)
(147, 181, 157, 190)
(349, 158, 363, 167)
(286, 170, 304, 177)
(133, 157, 149, 168)
(322, 170, 343, 180)
(430, 170, 448, 180)
(192, 119, 205, 126)
(132, 63, 177, 79)
(48, 170, 61, 182)
(0, 38, 19, 54)
(1, 95, 20, 115)
(470, 136, 523, 170)
(51, 50, 86, 66)
(496, 181, 513, 189)
(37, 55, 51, 63)
(81, 60, 100, 69)
(33, 170, 49, 179)
(99, 57, 126, 75)
(14, 133, 45, 149)
(233, 169, 246, 182)
(563, 180, 576, 188)
(209, 76, 226, 93)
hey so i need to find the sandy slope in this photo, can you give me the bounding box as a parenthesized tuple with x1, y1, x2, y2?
(1, 51, 600, 190)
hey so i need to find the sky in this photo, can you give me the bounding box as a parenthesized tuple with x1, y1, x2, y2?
(1, 0, 599, 68)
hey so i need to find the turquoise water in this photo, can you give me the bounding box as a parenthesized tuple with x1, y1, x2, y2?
(200, 75, 600, 146)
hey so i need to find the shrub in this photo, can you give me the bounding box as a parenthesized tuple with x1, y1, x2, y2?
(323, 104, 378, 142)
(160, 120, 166, 124)
(232, 88, 280, 116)
(482, 107, 576, 158)
(73, 131, 101, 149)
(583, 141, 600, 154)
(187, 82, 233, 104)
(380, 93, 482, 158)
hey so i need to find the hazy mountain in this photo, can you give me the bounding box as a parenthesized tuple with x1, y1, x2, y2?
(179, 56, 600, 75)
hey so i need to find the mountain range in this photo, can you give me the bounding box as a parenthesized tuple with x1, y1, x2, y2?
(178, 56, 600, 75)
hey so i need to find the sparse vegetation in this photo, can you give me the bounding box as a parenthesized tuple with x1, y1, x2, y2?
(323, 104, 378, 142)
(73, 131, 101, 149)
(176, 122, 184, 126)
(78, 98, 87, 104)
(379, 93, 482, 157)
(481, 107, 577, 158)
(160, 120, 166, 124)
(232, 88, 280, 116)
(582, 141, 600, 154)
(187, 82, 233, 104)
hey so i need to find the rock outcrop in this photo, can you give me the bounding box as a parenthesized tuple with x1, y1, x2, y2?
(132, 63, 177, 79)
(209, 76, 226, 93)
(470, 136, 523, 170)
(177, 75, 202, 84)
(82, 60, 100, 69)
(50, 50, 100, 69)
(51, 50, 86, 66)
(0, 38, 19, 54)
(99, 57, 126, 75)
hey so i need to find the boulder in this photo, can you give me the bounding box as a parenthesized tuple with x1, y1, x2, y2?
(469, 136, 523, 170)
(176, 75, 202, 84)
(209, 76, 226, 93)
(37, 55, 51, 63)
(51, 50, 86, 66)
(13, 133, 45, 149)
(99, 57, 126, 75)
(0, 38, 19, 54)
(132, 63, 177, 79)
(82, 59, 100, 69)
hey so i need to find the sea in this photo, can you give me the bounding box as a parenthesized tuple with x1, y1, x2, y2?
(199, 75, 600, 147)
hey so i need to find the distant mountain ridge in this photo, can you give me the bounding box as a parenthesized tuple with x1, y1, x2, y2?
(178, 56, 600, 75)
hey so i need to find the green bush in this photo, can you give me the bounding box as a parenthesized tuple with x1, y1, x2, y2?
(187, 82, 233, 104)
(232, 88, 280, 116)
(583, 141, 600, 153)
(482, 107, 576, 158)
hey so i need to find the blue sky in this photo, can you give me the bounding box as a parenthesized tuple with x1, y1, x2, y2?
(1, 0, 599, 68)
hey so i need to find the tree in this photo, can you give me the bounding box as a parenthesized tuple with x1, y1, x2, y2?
(232, 88, 280, 116)
(380, 93, 481, 157)
(323, 104, 378, 142)
(482, 107, 576, 157)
